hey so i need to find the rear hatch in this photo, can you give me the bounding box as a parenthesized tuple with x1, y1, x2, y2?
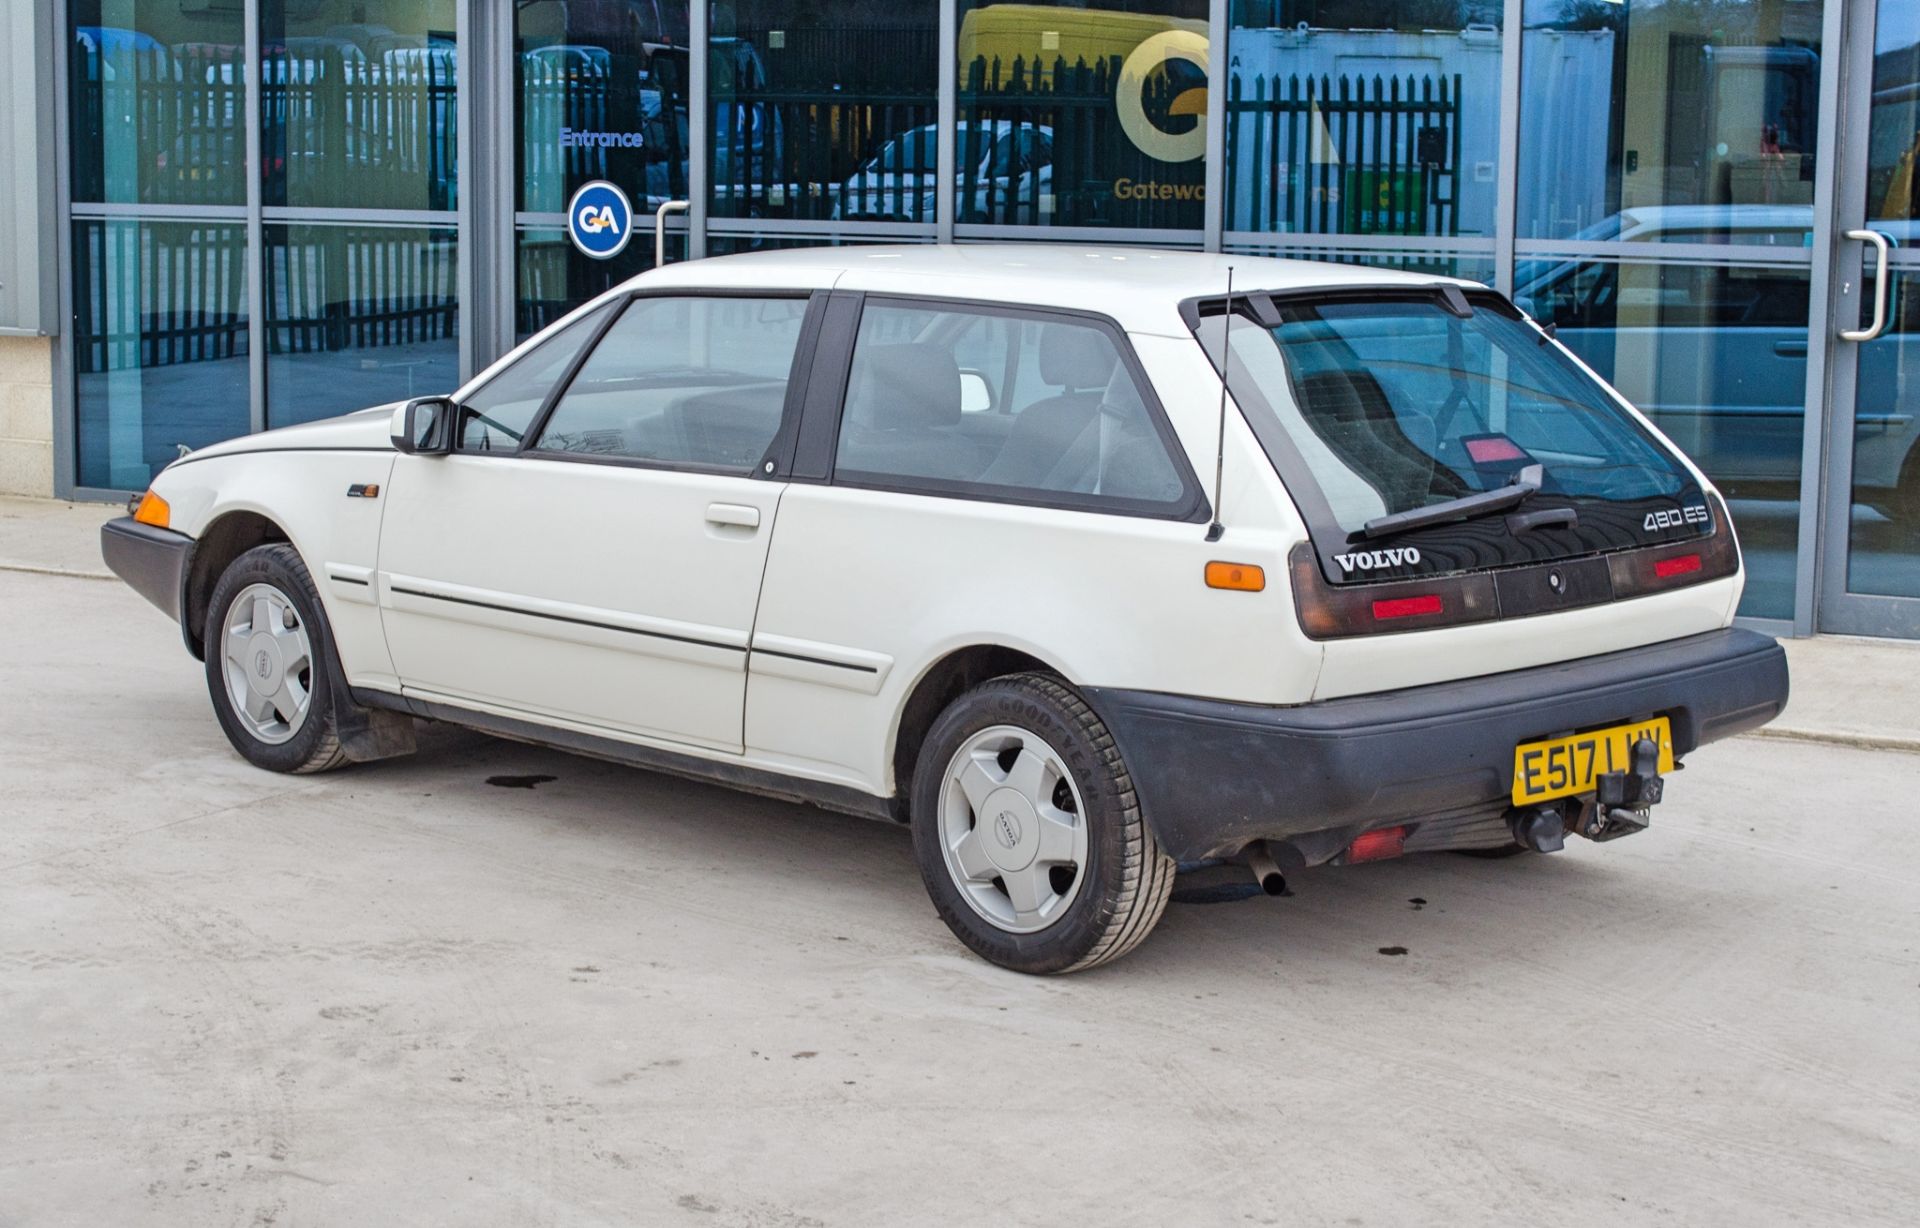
(1190, 285, 1742, 698)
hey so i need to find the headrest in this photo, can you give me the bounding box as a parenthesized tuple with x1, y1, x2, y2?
(851, 342, 961, 430)
(1039, 324, 1117, 390)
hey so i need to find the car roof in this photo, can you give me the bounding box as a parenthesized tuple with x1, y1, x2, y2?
(630, 244, 1480, 335)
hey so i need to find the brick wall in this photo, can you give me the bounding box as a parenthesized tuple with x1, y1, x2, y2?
(0, 335, 54, 497)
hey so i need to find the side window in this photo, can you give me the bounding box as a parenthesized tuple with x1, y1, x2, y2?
(532, 295, 809, 470)
(456, 302, 613, 452)
(833, 302, 1195, 514)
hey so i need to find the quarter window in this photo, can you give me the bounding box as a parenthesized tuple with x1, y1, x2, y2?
(532, 296, 809, 470)
(833, 303, 1194, 513)
(457, 302, 613, 451)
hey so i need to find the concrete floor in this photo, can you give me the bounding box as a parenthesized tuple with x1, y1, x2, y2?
(2, 567, 1917, 1226)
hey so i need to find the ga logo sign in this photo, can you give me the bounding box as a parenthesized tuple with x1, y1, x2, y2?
(567, 180, 634, 260)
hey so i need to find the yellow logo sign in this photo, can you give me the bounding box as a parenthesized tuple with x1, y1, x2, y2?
(1116, 31, 1209, 164)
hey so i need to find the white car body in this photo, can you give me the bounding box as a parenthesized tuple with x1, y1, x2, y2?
(107, 245, 1789, 972)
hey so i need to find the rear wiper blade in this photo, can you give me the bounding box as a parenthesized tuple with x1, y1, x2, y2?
(1360, 464, 1543, 540)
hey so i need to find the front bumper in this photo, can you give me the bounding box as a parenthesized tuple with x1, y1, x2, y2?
(1084, 627, 1789, 864)
(100, 516, 193, 625)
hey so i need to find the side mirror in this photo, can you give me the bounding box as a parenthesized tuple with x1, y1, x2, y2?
(958, 370, 993, 414)
(391, 396, 454, 455)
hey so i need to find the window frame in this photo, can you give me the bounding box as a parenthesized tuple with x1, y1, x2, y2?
(806, 292, 1210, 523)
(491, 287, 827, 478)
(453, 298, 621, 455)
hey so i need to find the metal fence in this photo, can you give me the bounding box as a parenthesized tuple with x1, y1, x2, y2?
(1225, 71, 1463, 236)
(69, 44, 248, 206)
(266, 228, 458, 357)
(70, 221, 248, 375)
(264, 49, 458, 211)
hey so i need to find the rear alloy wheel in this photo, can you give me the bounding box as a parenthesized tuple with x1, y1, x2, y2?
(204, 544, 349, 773)
(911, 674, 1174, 974)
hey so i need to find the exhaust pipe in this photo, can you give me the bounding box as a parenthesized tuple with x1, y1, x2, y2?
(1246, 842, 1289, 896)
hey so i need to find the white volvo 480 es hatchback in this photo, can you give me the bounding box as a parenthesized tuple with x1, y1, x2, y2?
(103, 246, 1789, 974)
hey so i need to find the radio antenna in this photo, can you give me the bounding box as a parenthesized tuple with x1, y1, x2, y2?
(1205, 267, 1234, 543)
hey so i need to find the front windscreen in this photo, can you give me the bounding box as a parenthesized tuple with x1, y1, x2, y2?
(1199, 291, 1712, 583)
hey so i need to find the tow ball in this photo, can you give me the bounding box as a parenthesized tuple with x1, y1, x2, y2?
(1577, 736, 1666, 842)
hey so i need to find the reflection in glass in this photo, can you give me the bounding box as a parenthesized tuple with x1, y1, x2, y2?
(956, 0, 1208, 229)
(73, 220, 250, 490)
(264, 225, 459, 427)
(69, 3, 248, 206)
(1520, 0, 1822, 244)
(260, 1, 458, 211)
(713, 2, 939, 222)
(1515, 257, 1809, 619)
(516, 1, 692, 215)
(1226, 2, 1502, 239)
(1846, 271, 1920, 597)
(516, 227, 675, 340)
(1223, 244, 1493, 284)
(1867, 2, 1920, 223)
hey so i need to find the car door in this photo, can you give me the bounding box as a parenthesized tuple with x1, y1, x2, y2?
(376, 290, 818, 753)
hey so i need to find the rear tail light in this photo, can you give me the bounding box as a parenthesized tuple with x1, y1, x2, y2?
(1346, 825, 1409, 863)
(1609, 494, 1740, 600)
(1371, 594, 1444, 620)
(1290, 542, 1497, 638)
(1292, 493, 1741, 639)
(1654, 553, 1702, 579)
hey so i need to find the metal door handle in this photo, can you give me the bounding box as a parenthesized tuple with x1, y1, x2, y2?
(1841, 229, 1892, 342)
(656, 200, 688, 266)
(705, 502, 760, 529)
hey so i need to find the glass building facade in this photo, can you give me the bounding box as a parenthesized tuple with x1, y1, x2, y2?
(41, 0, 1920, 638)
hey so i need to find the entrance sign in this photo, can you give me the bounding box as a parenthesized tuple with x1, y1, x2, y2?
(567, 180, 634, 260)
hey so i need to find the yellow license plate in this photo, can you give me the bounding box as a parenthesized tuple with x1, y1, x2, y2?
(1512, 717, 1674, 805)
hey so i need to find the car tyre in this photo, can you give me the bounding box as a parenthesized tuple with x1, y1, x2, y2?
(203, 543, 350, 774)
(910, 673, 1175, 974)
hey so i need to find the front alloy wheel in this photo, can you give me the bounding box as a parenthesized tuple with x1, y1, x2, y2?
(203, 543, 350, 773)
(218, 581, 313, 745)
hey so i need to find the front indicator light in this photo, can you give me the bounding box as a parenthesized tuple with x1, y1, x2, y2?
(132, 490, 170, 529)
(1205, 561, 1266, 592)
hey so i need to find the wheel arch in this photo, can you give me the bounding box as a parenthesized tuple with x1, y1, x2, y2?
(181, 510, 292, 658)
(887, 643, 1065, 822)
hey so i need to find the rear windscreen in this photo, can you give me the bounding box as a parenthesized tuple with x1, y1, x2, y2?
(1197, 292, 1712, 581)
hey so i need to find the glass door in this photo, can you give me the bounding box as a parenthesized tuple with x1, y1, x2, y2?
(1820, 0, 1920, 637)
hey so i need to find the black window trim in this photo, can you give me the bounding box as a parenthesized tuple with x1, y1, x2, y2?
(1180, 283, 1716, 584)
(804, 291, 1211, 524)
(452, 297, 624, 457)
(468, 287, 827, 479)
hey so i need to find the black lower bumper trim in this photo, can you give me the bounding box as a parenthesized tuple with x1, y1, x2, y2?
(100, 516, 193, 625)
(1084, 628, 1789, 863)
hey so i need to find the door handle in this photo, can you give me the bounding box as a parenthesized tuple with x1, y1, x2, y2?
(656, 199, 688, 266)
(705, 502, 761, 529)
(1841, 228, 1892, 342)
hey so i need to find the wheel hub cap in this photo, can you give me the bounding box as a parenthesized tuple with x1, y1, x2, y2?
(936, 725, 1090, 935)
(981, 789, 1039, 873)
(219, 582, 314, 746)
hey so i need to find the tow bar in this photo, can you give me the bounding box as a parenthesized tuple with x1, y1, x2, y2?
(1506, 736, 1667, 851)
(1576, 736, 1665, 842)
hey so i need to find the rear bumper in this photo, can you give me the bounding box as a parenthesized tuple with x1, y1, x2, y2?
(1084, 627, 1790, 864)
(100, 516, 193, 625)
